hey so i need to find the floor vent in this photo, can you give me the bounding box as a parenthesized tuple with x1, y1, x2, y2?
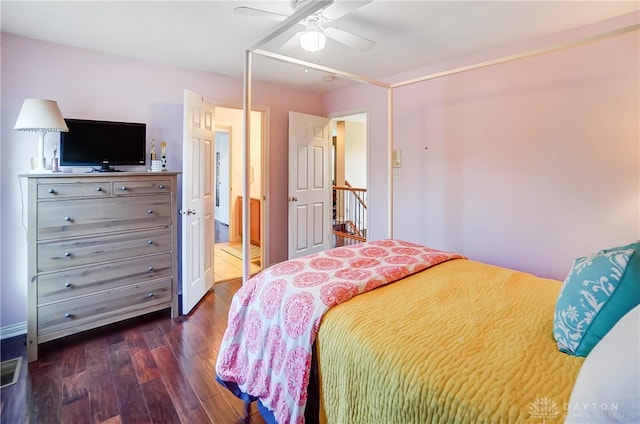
(1, 357, 22, 388)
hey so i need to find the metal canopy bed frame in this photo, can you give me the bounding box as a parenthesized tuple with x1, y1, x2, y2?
(236, 0, 639, 282)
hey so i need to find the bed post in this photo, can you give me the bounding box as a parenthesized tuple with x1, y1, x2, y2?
(242, 49, 252, 284)
(388, 87, 394, 239)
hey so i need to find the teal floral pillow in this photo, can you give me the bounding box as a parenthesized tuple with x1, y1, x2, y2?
(553, 241, 640, 357)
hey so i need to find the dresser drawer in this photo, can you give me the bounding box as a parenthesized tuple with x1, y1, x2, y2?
(38, 278, 172, 337)
(37, 196, 171, 240)
(114, 179, 172, 196)
(37, 253, 172, 304)
(37, 228, 171, 272)
(38, 180, 112, 199)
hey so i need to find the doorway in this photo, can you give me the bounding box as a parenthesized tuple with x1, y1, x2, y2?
(213, 107, 264, 283)
(287, 111, 369, 259)
(330, 112, 368, 247)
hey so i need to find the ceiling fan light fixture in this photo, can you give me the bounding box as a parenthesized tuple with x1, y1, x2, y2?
(300, 28, 326, 52)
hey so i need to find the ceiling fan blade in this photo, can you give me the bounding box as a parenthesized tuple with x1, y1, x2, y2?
(233, 6, 288, 21)
(321, 0, 372, 21)
(325, 27, 375, 51)
(280, 31, 304, 51)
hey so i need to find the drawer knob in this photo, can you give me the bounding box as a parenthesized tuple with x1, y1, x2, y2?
(159, 184, 165, 189)
(147, 292, 155, 298)
(96, 186, 103, 192)
(147, 240, 154, 245)
(64, 216, 72, 222)
(121, 186, 128, 191)
(147, 209, 154, 214)
(64, 282, 72, 288)
(64, 252, 71, 257)
(48, 188, 57, 194)
(64, 313, 74, 319)
(147, 266, 154, 272)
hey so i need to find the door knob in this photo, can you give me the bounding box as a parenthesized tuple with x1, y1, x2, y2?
(289, 196, 299, 202)
(179, 209, 197, 215)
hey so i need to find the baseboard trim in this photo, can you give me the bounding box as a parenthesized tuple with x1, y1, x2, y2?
(1, 322, 27, 340)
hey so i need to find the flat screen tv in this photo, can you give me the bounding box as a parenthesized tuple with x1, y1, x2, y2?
(60, 118, 146, 172)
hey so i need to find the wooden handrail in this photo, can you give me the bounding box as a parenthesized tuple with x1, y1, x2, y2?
(332, 229, 366, 243)
(345, 220, 364, 238)
(333, 185, 367, 210)
(334, 185, 366, 192)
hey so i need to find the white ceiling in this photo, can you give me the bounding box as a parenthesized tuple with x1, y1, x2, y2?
(1, 1, 638, 92)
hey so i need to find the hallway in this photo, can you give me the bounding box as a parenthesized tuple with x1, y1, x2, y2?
(214, 242, 262, 283)
(214, 219, 261, 283)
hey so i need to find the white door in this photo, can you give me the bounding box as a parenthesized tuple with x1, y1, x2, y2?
(214, 131, 230, 225)
(288, 111, 331, 259)
(181, 89, 215, 314)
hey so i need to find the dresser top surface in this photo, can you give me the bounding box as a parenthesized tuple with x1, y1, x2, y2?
(19, 171, 180, 178)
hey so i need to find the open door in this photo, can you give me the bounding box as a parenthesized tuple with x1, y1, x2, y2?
(288, 111, 331, 259)
(181, 89, 215, 314)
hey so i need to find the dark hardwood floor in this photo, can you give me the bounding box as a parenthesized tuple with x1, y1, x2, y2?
(0, 279, 266, 424)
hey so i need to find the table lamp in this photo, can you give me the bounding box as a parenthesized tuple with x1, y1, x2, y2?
(14, 98, 68, 173)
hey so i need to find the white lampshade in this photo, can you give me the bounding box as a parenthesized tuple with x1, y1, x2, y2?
(14, 98, 68, 173)
(300, 29, 326, 52)
(14, 99, 68, 132)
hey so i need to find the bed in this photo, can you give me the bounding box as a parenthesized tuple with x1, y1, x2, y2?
(216, 239, 640, 424)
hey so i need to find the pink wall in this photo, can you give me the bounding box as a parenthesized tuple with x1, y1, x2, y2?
(324, 13, 639, 280)
(0, 33, 322, 330)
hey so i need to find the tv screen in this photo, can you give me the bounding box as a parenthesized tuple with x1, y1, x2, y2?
(60, 118, 146, 171)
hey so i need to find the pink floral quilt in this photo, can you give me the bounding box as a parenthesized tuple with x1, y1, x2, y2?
(215, 239, 465, 424)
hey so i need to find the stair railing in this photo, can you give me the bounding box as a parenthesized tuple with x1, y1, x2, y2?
(333, 184, 367, 246)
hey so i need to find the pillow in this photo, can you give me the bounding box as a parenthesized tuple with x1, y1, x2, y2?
(564, 305, 640, 423)
(553, 241, 640, 357)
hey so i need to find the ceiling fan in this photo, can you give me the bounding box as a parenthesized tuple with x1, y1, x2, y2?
(234, 0, 376, 52)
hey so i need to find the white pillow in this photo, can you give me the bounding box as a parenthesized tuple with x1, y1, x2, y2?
(565, 305, 640, 423)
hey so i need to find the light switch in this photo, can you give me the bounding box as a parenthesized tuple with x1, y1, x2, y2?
(393, 149, 402, 168)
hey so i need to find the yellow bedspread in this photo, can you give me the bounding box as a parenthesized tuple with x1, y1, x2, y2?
(316, 259, 585, 424)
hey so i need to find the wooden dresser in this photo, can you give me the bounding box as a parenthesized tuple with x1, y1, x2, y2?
(21, 172, 179, 362)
